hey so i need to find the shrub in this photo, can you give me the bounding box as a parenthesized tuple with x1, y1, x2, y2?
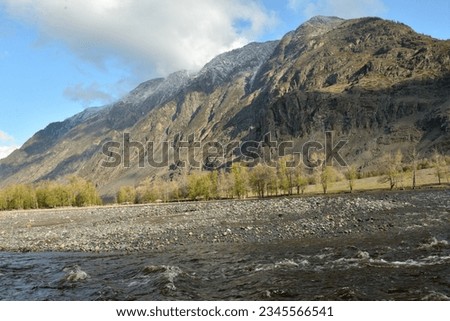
(117, 186, 137, 204)
(188, 171, 211, 200)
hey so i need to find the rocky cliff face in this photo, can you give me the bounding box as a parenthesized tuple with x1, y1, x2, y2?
(247, 16, 450, 166)
(1, 16, 449, 195)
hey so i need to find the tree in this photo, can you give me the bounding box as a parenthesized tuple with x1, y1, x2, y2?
(345, 165, 358, 193)
(249, 163, 274, 198)
(298, 175, 309, 194)
(320, 166, 337, 194)
(165, 179, 182, 202)
(70, 178, 102, 207)
(218, 170, 233, 199)
(36, 182, 58, 208)
(176, 170, 190, 200)
(432, 149, 448, 185)
(36, 181, 73, 208)
(135, 178, 158, 204)
(231, 163, 248, 199)
(265, 166, 279, 196)
(308, 151, 336, 194)
(0, 177, 101, 211)
(378, 150, 404, 190)
(291, 164, 308, 194)
(409, 147, 420, 189)
(4, 184, 37, 210)
(117, 186, 137, 204)
(54, 184, 73, 207)
(0, 189, 6, 210)
(208, 170, 219, 199)
(277, 157, 289, 195)
(277, 156, 297, 195)
(188, 171, 211, 200)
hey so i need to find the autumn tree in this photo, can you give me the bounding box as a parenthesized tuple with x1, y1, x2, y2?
(345, 165, 358, 193)
(297, 175, 309, 194)
(249, 163, 274, 198)
(0, 189, 6, 210)
(277, 158, 289, 195)
(65, 176, 102, 207)
(117, 186, 136, 204)
(164, 180, 181, 202)
(217, 170, 233, 199)
(36, 181, 75, 208)
(378, 150, 404, 190)
(173, 170, 190, 200)
(291, 163, 308, 194)
(136, 185, 158, 204)
(188, 171, 211, 200)
(0, 177, 101, 210)
(432, 149, 448, 185)
(320, 166, 337, 194)
(208, 170, 219, 199)
(308, 151, 335, 194)
(263, 165, 279, 197)
(277, 156, 298, 195)
(231, 163, 248, 199)
(5, 184, 37, 210)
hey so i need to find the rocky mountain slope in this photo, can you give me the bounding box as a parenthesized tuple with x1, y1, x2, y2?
(1, 16, 449, 196)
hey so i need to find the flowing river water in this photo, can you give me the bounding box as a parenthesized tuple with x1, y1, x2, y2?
(1, 227, 449, 300)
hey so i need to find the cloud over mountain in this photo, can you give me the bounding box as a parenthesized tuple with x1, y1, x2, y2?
(1, 0, 276, 76)
(0, 130, 17, 159)
(64, 83, 114, 106)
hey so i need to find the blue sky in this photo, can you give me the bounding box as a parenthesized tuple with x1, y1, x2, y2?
(0, 0, 449, 159)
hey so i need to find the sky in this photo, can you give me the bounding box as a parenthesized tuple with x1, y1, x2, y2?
(0, 0, 449, 159)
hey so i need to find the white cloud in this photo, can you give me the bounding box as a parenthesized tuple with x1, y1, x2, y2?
(0, 130, 18, 159)
(0, 130, 14, 142)
(64, 83, 114, 106)
(288, 0, 386, 19)
(0, 145, 18, 159)
(1, 0, 277, 77)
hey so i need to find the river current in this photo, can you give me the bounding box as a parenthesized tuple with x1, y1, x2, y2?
(1, 229, 449, 300)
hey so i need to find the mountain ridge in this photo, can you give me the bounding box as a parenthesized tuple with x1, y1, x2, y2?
(1, 16, 449, 196)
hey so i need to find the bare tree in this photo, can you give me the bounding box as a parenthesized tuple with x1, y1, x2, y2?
(320, 166, 337, 194)
(409, 146, 419, 189)
(218, 170, 233, 199)
(378, 150, 404, 190)
(432, 149, 448, 185)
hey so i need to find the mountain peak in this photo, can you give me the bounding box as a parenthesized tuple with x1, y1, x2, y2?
(1, 16, 449, 193)
(289, 15, 344, 40)
(193, 40, 279, 92)
(305, 15, 344, 26)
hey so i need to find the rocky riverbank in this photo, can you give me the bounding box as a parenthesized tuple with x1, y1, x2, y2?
(0, 189, 449, 253)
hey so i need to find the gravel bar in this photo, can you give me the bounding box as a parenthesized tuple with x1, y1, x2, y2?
(0, 189, 449, 253)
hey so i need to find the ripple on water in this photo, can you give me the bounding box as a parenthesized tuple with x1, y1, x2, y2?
(418, 237, 449, 250)
(421, 291, 450, 301)
(137, 264, 184, 292)
(1, 225, 449, 301)
(63, 265, 89, 282)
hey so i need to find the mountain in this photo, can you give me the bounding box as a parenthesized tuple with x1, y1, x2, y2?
(1, 16, 449, 196)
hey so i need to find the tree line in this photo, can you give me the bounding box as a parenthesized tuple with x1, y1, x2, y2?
(116, 150, 450, 204)
(0, 176, 102, 211)
(0, 150, 448, 210)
